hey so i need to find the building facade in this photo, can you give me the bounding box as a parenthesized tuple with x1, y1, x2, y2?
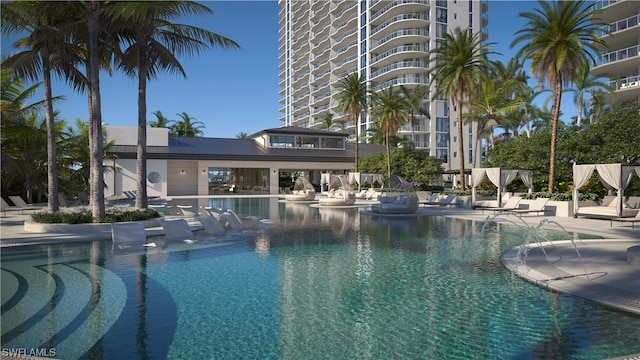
(591, 0, 640, 106)
(278, 0, 489, 170)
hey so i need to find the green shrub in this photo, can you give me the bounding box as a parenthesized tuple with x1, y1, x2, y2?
(31, 208, 159, 224)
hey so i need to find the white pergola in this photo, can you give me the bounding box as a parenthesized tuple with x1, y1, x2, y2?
(347, 172, 384, 192)
(470, 168, 534, 207)
(572, 163, 640, 218)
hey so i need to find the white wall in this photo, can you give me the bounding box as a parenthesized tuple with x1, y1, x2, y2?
(105, 159, 167, 198)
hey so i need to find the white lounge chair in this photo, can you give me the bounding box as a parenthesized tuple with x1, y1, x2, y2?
(149, 204, 175, 216)
(610, 210, 640, 228)
(111, 222, 156, 251)
(483, 196, 522, 215)
(1, 198, 28, 216)
(198, 215, 226, 235)
(506, 197, 549, 216)
(425, 193, 457, 207)
(419, 193, 439, 207)
(159, 218, 197, 243)
(177, 205, 200, 217)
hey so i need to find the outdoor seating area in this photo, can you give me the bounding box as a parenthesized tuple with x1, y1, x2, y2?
(471, 168, 533, 209)
(319, 175, 356, 206)
(285, 176, 316, 202)
(370, 175, 419, 214)
(573, 164, 640, 219)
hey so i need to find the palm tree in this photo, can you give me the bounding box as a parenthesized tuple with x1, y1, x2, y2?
(321, 112, 334, 130)
(369, 86, 408, 178)
(568, 63, 614, 127)
(428, 27, 493, 188)
(172, 112, 205, 137)
(114, 1, 239, 209)
(335, 72, 368, 172)
(464, 76, 521, 168)
(2, 1, 84, 212)
(236, 132, 249, 139)
(400, 85, 429, 147)
(511, 0, 605, 192)
(149, 110, 174, 128)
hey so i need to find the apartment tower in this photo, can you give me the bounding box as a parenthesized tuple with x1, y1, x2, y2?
(591, 0, 640, 108)
(278, 0, 489, 170)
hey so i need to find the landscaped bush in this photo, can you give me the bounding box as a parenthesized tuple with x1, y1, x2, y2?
(32, 207, 159, 224)
(520, 192, 599, 202)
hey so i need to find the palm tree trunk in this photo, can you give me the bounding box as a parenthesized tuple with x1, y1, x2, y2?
(548, 78, 563, 193)
(136, 42, 149, 209)
(457, 91, 466, 189)
(353, 109, 359, 172)
(42, 54, 59, 212)
(88, 0, 105, 221)
(386, 134, 391, 178)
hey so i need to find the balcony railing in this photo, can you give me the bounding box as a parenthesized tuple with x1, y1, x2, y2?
(596, 44, 639, 66)
(612, 74, 640, 91)
(371, 44, 428, 63)
(371, 28, 429, 49)
(371, 13, 429, 36)
(371, 0, 429, 22)
(370, 60, 428, 78)
(599, 13, 639, 35)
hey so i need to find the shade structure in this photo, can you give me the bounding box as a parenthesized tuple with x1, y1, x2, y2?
(572, 163, 640, 218)
(470, 168, 534, 207)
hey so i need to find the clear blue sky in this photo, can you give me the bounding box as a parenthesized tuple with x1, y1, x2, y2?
(2, 1, 578, 139)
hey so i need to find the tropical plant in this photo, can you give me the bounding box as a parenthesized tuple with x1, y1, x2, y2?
(511, 0, 605, 192)
(149, 110, 174, 128)
(1, 1, 85, 212)
(172, 112, 205, 137)
(567, 63, 614, 127)
(359, 146, 443, 188)
(400, 85, 429, 147)
(428, 27, 493, 189)
(114, 1, 239, 209)
(335, 72, 368, 172)
(236, 132, 249, 139)
(321, 112, 334, 130)
(369, 86, 408, 178)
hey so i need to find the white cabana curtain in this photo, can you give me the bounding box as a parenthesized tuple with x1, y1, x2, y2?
(573, 164, 640, 217)
(471, 168, 531, 206)
(470, 169, 487, 204)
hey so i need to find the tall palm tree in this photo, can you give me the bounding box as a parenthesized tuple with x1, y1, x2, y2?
(428, 27, 493, 188)
(511, 0, 605, 192)
(400, 85, 429, 147)
(321, 112, 334, 130)
(114, 1, 239, 209)
(236, 132, 249, 139)
(369, 86, 408, 178)
(172, 112, 205, 137)
(2, 1, 84, 212)
(335, 72, 368, 172)
(568, 63, 614, 127)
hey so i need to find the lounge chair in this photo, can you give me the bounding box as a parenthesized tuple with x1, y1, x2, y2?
(198, 215, 226, 235)
(111, 222, 156, 251)
(159, 218, 197, 243)
(476, 196, 522, 214)
(419, 193, 439, 207)
(610, 210, 640, 229)
(425, 193, 457, 207)
(7, 196, 42, 213)
(176, 205, 200, 217)
(222, 209, 242, 230)
(1, 198, 27, 216)
(149, 204, 175, 216)
(506, 197, 549, 217)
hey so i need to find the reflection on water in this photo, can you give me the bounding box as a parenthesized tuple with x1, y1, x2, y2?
(1, 197, 639, 360)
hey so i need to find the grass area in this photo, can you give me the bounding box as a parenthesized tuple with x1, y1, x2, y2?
(31, 207, 159, 224)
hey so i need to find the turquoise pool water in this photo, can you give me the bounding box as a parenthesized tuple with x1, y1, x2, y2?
(2, 198, 639, 359)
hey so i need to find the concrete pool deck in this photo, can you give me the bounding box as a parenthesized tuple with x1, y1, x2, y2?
(1, 206, 639, 317)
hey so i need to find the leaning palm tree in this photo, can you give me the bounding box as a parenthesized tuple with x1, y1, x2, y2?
(335, 72, 368, 172)
(369, 86, 408, 178)
(400, 85, 429, 147)
(114, 1, 239, 209)
(511, 0, 605, 192)
(428, 27, 493, 189)
(2, 1, 85, 212)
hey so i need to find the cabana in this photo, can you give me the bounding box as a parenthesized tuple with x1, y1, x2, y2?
(285, 176, 316, 201)
(319, 175, 356, 206)
(573, 163, 640, 218)
(370, 175, 419, 214)
(470, 168, 534, 209)
(347, 172, 384, 192)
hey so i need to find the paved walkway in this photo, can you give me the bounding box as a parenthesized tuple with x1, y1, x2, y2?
(1, 207, 639, 316)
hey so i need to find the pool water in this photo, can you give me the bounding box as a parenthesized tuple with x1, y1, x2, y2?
(2, 198, 639, 359)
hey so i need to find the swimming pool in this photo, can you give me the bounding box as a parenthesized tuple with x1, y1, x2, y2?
(2, 198, 639, 359)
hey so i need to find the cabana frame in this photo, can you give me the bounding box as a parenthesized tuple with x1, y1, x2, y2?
(572, 163, 640, 218)
(471, 168, 534, 208)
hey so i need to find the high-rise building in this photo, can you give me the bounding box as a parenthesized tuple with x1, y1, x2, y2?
(591, 0, 640, 106)
(278, 0, 489, 170)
